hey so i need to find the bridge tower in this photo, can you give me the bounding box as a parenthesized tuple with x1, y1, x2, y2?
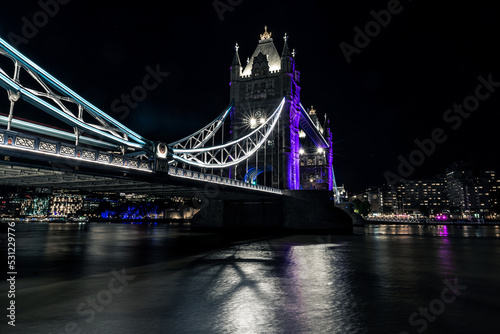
(229, 27, 301, 190)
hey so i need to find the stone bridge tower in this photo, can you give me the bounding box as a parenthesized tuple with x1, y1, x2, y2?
(229, 26, 301, 190)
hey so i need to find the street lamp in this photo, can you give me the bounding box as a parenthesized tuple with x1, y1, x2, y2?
(249, 117, 257, 128)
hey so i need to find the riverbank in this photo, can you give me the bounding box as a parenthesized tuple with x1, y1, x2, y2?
(0, 217, 191, 224)
(365, 218, 500, 226)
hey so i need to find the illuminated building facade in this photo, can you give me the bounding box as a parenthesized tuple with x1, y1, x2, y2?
(380, 184, 398, 214)
(375, 178, 448, 216)
(446, 162, 496, 218)
(397, 178, 448, 214)
(369, 162, 499, 218)
(229, 27, 333, 190)
(489, 171, 500, 218)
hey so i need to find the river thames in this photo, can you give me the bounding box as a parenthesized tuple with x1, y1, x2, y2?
(1, 222, 500, 333)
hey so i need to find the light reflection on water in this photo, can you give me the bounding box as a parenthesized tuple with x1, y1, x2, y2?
(162, 242, 366, 334)
(159, 225, 500, 334)
(5, 223, 500, 334)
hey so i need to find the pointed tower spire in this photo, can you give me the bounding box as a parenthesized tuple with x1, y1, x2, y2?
(232, 43, 241, 67)
(282, 32, 291, 57)
(230, 42, 242, 93)
(281, 33, 293, 73)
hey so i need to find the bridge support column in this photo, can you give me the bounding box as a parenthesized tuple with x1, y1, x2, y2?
(191, 199, 225, 228)
(191, 191, 353, 234)
(282, 190, 353, 233)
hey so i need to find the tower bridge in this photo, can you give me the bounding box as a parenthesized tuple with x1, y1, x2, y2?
(0, 27, 352, 232)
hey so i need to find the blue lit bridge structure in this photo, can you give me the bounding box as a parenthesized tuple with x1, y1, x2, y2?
(0, 30, 352, 232)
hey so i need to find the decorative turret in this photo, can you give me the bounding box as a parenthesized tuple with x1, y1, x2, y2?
(308, 106, 323, 134)
(260, 25, 272, 40)
(230, 43, 242, 81)
(281, 33, 293, 73)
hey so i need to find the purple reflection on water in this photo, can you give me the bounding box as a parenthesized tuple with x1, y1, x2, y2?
(438, 225, 449, 237)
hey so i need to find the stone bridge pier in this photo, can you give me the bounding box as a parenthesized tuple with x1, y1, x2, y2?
(191, 190, 353, 234)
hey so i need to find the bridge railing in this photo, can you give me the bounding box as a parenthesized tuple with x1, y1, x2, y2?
(0, 129, 152, 172)
(167, 166, 282, 195)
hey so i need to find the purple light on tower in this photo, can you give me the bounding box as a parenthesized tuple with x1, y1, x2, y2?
(287, 97, 301, 190)
(326, 127, 333, 191)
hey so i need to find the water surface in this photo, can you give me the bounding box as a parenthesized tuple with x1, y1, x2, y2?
(1, 222, 499, 333)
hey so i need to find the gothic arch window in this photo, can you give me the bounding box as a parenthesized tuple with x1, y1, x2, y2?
(253, 64, 260, 77)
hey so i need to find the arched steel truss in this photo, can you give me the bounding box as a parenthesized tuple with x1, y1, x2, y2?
(0, 37, 152, 155)
(170, 98, 285, 168)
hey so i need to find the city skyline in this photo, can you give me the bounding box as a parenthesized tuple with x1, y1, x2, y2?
(1, 0, 499, 192)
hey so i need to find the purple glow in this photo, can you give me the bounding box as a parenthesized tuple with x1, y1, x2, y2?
(286, 98, 301, 190)
(326, 128, 333, 191)
(438, 225, 449, 236)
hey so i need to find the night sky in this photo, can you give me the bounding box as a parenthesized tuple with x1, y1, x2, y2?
(1, 0, 499, 193)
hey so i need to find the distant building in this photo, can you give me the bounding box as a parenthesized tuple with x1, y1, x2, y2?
(0, 190, 50, 217)
(445, 162, 495, 218)
(489, 171, 499, 218)
(397, 177, 448, 215)
(50, 192, 85, 217)
(380, 184, 398, 214)
(340, 162, 499, 218)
